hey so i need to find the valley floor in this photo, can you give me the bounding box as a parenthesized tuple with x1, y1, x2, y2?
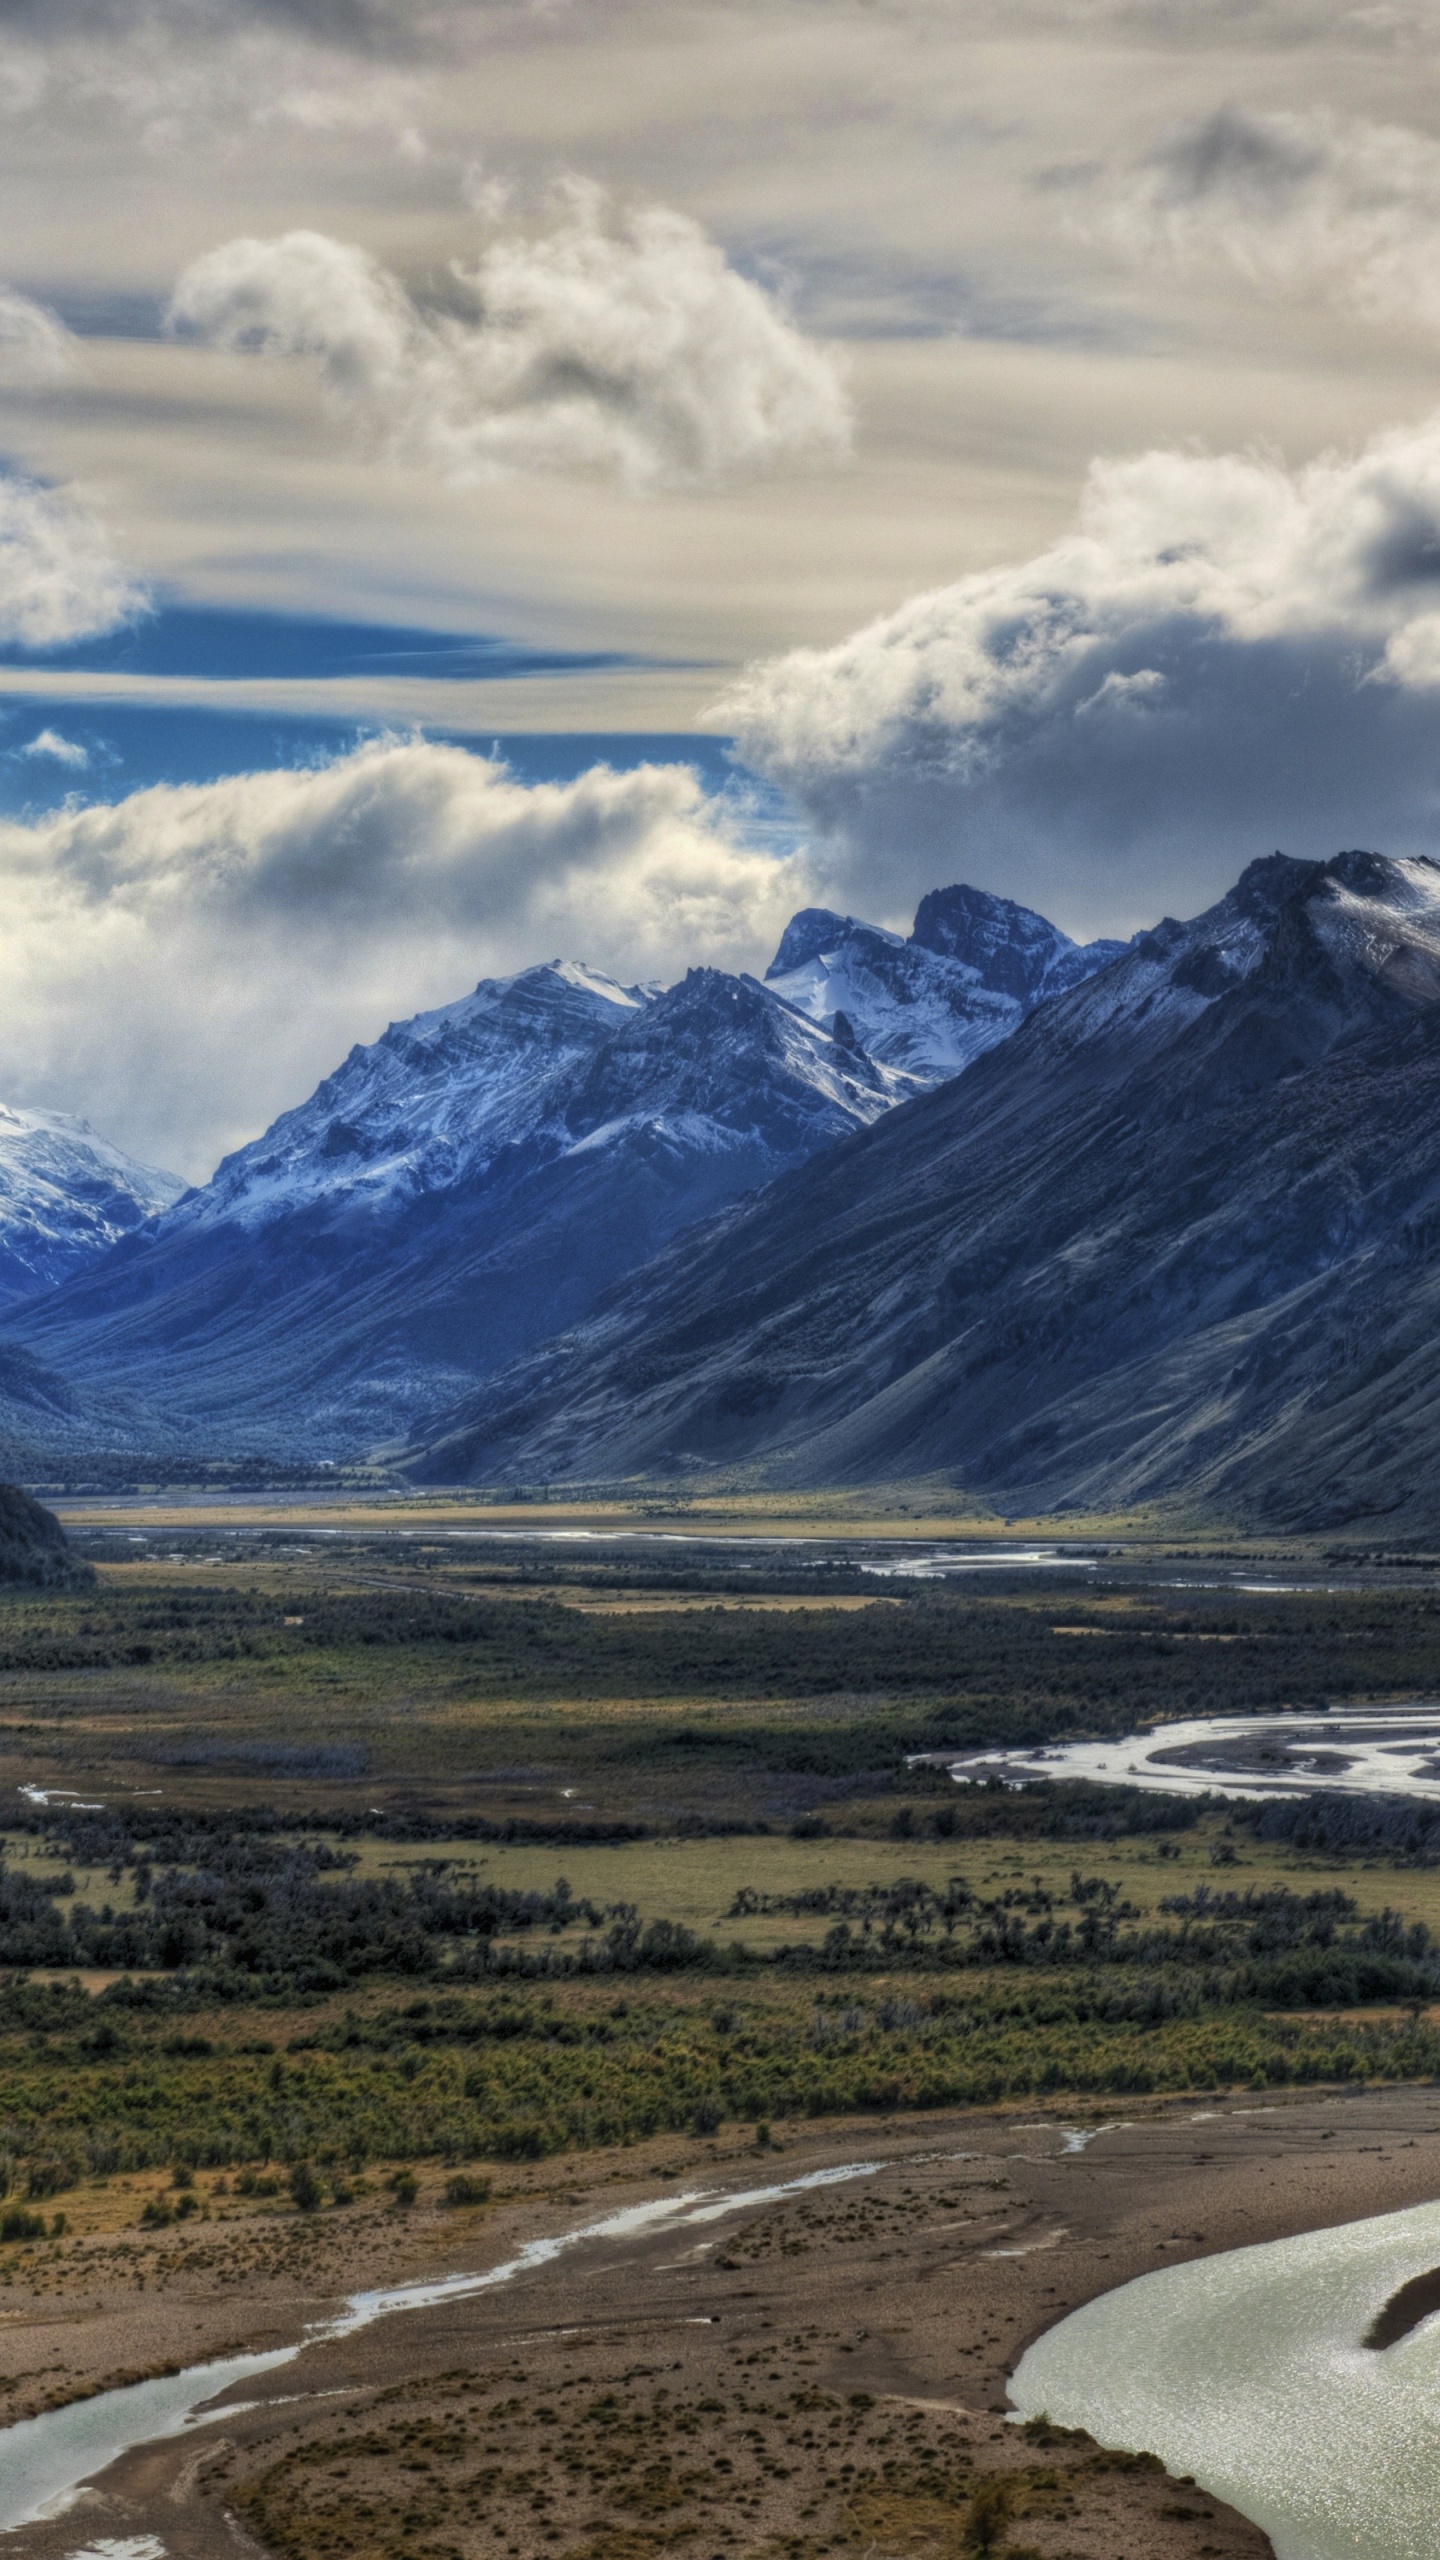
(3, 1514, 1440, 2558)
(12, 2086, 1436, 2560)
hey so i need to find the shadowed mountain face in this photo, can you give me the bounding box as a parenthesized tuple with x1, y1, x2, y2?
(406, 852, 1440, 1529)
(0, 961, 918, 1454)
(0, 882, 1107, 1459)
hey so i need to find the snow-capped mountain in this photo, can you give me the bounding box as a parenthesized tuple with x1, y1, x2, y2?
(182, 960, 652, 1236)
(408, 850, 1440, 1529)
(0, 1106, 183, 1305)
(0, 953, 916, 1453)
(909, 884, 1126, 1004)
(764, 888, 1125, 1084)
(0, 874, 1127, 1461)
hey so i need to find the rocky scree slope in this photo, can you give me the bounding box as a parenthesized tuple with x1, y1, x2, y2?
(407, 852, 1440, 1529)
(0, 1481, 92, 1585)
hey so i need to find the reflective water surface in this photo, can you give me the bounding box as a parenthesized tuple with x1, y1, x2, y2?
(1011, 2197, 1440, 2560)
(930, 1705, 1440, 1800)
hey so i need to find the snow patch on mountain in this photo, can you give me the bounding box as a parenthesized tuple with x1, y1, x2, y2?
(0, 1107, 184, 1304)
(181, 961, 650, 1236)
(765, 884, 1127, 1085)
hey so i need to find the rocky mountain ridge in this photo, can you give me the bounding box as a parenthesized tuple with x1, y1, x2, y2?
(0, 879, 1099, 1455)
(764, 892, 1125, 1083)
(405, 850, 1440, 1529)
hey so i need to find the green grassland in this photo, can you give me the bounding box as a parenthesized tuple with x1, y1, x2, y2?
(3, 1538, 1440, 2232)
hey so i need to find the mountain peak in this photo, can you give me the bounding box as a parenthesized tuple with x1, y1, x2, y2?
(0, 1105, 184, 1309)
(910, 880, 1127, 1005)
(765, 908, 874, 979)
(399, 845, 1440, 1515)
(763, 880, 1125, 1087)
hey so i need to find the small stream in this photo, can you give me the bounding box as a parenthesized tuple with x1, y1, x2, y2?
(1010, 2195, 1440, 2560)
(0, 2160, 882, 2535)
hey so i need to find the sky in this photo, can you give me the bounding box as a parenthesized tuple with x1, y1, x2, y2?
(8, 0, 1440, 1175)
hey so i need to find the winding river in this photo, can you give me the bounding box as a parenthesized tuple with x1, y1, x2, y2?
(0, 2159, 882, 2535)
(1010, 2195, 1440, 2560)
(19, 2153, 1440, 2559)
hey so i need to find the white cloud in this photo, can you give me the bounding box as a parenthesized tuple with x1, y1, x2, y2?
(0, 287, 74, 384)
(20, 728, 88, 766)
(0, 737, 811, 1179)
(0, 475, 147, 648)
(720, 408, 1440, 930)
(1091, 104, 1440, 333)
(0, 297, 130, 651)
(167, 187, 853, 490)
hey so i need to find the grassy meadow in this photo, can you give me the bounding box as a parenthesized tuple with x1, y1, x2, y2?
(3, 1512, 1440, 2245)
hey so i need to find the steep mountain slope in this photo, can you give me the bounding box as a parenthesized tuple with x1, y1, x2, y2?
(0, 1107, 182, 1305)
(765, 888, 1124, 1083)
(2, 960, 914, 1453)
(407, 852, 1440, 1527)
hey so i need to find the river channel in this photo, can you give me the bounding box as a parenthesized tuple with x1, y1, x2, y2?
(1011, 2194, 1440, 2560)
(0, 2160, 882, 2535)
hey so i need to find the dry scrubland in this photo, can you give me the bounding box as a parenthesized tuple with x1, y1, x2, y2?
(1, 1511, 1439, 2558)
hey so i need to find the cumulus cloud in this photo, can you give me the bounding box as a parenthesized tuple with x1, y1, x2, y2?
(0, 474, 146, 648)
(1091, 104, 1440, 332)
(0, 286, 74, 382)
(0, 293, 143, 648)
(0, 737, 811, 1178)
(20, 728, 88, 766)
(167, 187, 852, 489)
(721, 408, 1440, 931)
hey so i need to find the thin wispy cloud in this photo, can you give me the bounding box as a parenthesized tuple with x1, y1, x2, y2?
(0, 284, 74, 382)
(20, 727, 89, 765)
(168, 187, 852, 491)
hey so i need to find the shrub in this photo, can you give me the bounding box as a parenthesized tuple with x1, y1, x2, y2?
(964, 2475, 1013, 2556)
(0, 2208, 45, 2242)
(25, 2153, 78, 2199)
(443, 2173, 491, 2207)
(288, 2162, 322, 2213)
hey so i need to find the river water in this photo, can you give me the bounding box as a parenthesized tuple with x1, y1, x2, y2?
(928, 1704, 1440, 1801)
(0, 2161, 882, 2535)
(1010, 2196, 1440, 2560)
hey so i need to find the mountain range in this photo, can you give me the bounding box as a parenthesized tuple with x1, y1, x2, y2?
(405, 850, 1440, 1531)
(11, 848, 1440, 1530)
(0, 883, 1117, 1459)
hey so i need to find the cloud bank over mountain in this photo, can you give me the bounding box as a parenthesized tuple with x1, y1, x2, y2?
(0, 738, 807, 1181)
(170, 189, 852, 490)
(722, 407, 1440, 931)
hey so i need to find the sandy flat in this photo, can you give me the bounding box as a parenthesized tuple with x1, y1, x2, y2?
(5, 2085, 1440, 2560)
